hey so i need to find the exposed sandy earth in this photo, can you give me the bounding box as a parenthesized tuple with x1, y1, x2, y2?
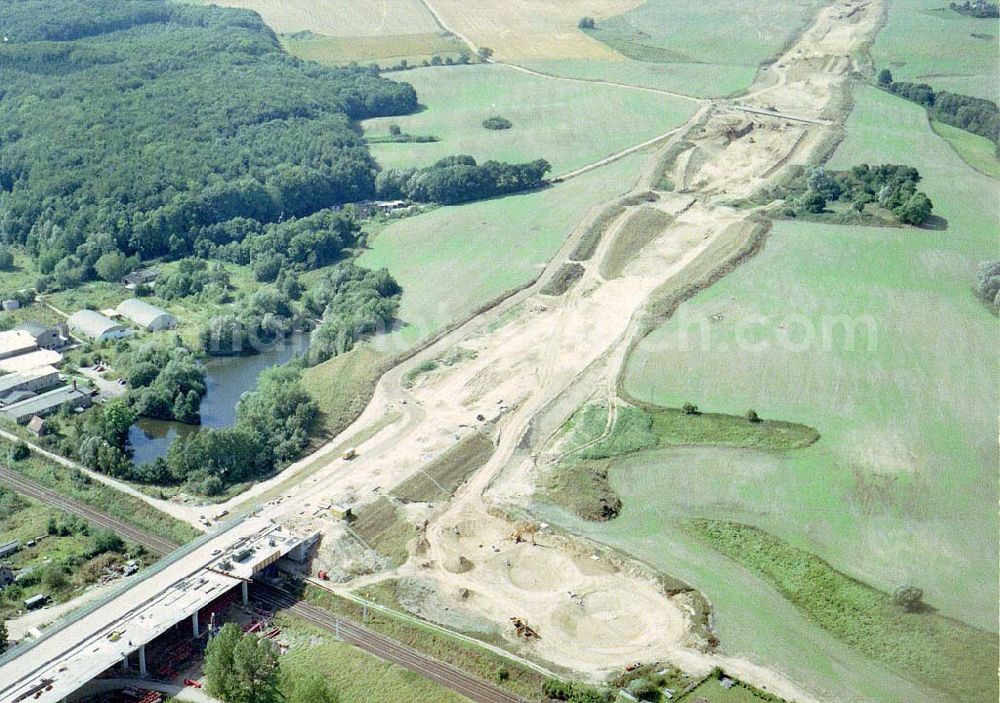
(32, 1, 882, 698)
(423, 0, 644, 60)
(241, 2, 884, 700)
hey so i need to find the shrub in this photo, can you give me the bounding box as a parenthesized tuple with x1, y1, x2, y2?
(9, 441, 30, 462)
(682, 402, 700, 415)
(892, 585, 924, 612)
(746, 409, 761, 423)
(482, 115, 512, 130)
(578, 17, 596, 29)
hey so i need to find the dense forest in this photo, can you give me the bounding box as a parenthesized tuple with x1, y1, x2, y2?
(877, 70, 1000, 147)
(0, 0, 417, 281)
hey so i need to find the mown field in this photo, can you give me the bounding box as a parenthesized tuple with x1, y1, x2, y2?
(187, 0, 441, 36)
(281, 32, 467, 67)
(872, 0, 1000, 102)
(358, 152, 648, 350)
(545, 86, 997, 702)
(520, 0, 824, 98)
(363, 64, 695, 175)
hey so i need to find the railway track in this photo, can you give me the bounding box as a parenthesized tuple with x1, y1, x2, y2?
(0, 466, 179, 556)
(0, 465, 533, 703)
(253, 584, 529, 703)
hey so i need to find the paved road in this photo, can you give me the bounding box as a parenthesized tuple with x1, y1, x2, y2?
(0, 468, 531, 703)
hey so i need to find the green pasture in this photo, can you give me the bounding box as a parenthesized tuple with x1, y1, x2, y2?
(518, 0, 823, 98)
(872, 0, 999, 102)
(537, 86, 997, 701)
(362, 64, 695, 175)
(281, 32, 466, 68)
(358, 152, 648, 350)
(931, 119, 1000, 179)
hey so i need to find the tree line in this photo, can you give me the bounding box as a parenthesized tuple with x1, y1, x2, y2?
(949, 1, 999, 18)
(375, 155, 551, 205)
(877, 70, 999, 148)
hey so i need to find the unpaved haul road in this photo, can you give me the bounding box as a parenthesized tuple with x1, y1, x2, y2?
(0, 2, 884, 702)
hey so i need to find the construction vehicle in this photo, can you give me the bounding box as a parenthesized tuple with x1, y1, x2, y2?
(107, 630, 123, 642)
(510, 617, 539, 639)
(317, 570, 329, 580)
(342, 447, 357, 460)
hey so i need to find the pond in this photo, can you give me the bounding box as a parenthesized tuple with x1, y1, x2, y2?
(129, 338, 306, 464)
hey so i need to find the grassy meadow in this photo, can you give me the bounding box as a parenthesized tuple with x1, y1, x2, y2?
(872, 0, 1000, 102)
(931, 119, 1000, 179)
(521, 0, 824, 98)
(538, 86, 997, 702)
(362, 64, 696, 175)
(358, 152, 648, 350)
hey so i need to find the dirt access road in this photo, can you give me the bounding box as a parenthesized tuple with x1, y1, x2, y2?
(239, 1, 883, 699)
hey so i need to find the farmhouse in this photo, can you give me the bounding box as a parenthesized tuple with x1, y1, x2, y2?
(115, 298, 176, 331)
(15, 321, 66, 350)
(121, 267, 161, 288)
(0, 365, 61, 402)
(67, 310, 131, 342)
(0, 330, 38, 360)
(2, 385, 93, 424)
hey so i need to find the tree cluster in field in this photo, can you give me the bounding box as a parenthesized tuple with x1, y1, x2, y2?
(877, 70, 999, 146)
(949, 1, 999, 18)
(367, 124, 439, 143)
(788, 164, 934, 226)
(375, 155, 551, 205)
(974, 260, 999, 312)
(578, 17, 597, 29)
(206, 623, 337, 703)
(482, 115, 512, 130)
(0, 0, 417, 289)
(117, 337, 207, 424)
(199, 286, 306, 357)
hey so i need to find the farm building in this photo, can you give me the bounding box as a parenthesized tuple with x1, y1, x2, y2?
(2, 385, 93, 424)
(115, 298, 176, 331)
(67, 310, 131, 342)
(0, 330, 38, 360)
(0, 365, 60, 401)
(14, 321, 66, 350)
(121, 267, 160, 288)
(26, 415, 46, 436)
(0, 349, 63, 374)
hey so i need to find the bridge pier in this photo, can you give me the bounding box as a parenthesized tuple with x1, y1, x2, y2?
(241, 580, 249, 606)
(192, 610, 200, 638)
(120, 653, 129, 672)
(138, 644, 147, 677)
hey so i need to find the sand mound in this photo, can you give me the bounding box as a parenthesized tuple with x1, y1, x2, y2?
(443, 555, 475, 574)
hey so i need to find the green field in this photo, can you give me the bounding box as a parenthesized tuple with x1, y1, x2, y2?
(872, 0, 1000, 102)
(686, 520, 997, 703)
(277, 616, 469, 703)
(358, 152, 648, 350)
(931, 119, 1000, 179)
(282, 32, 467, 68)
(519, 0, 823, 98)
(537, 86, 997, 702)
(362, 64, 696, 175)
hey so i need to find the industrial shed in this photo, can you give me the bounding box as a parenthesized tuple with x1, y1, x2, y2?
(115, 299, 176, 331)
(67, 310, 131, 342)
(0, 330, 37, 360)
